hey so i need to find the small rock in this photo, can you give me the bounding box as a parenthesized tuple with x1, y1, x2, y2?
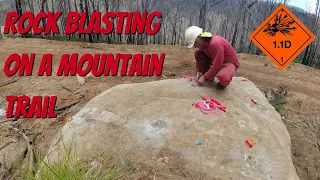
(0, 142, 27, 176)
(164, 157, 170, 163)
(0, 109, 6, 117)
(157, 158, 163, 163)
(31, 82, 35, 85)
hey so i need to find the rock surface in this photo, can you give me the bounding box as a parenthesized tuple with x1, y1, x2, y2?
(0, 141, 27, 178)
(46, 77, 299, 180)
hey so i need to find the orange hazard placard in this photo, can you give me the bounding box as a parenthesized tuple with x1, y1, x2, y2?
(249, 4, 316, 70)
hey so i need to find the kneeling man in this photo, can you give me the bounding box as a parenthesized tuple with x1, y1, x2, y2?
(185, 26, 240, 90)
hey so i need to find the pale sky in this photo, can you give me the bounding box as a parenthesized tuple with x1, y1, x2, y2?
(289, 0, 317, 12)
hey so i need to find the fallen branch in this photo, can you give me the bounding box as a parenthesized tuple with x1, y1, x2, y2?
(0, 118, 19, 124)
(55, 99, 82, 111)
(0, 79, 17, 88)
(8, 126, 34, 174)
(307, 120, 316, 131)
(59, 85, 77, 94)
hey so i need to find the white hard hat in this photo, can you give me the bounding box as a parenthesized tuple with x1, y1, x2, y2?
(185, 26, 203, 48)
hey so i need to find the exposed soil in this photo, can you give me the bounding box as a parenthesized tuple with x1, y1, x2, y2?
(0, 38, 319, 179)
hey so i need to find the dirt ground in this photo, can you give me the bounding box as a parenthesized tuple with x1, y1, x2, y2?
(0, 38, 319, 180)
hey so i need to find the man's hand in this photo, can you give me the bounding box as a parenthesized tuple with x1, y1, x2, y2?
(197, 75, 206, 86)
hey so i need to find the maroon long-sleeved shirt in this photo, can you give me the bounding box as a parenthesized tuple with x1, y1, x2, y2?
(198, 36, 240, 80)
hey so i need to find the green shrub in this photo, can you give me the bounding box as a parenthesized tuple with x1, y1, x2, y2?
(293, 58, 302, 64)
(21, 140, 131, 180)
(265, 85, 288, 112)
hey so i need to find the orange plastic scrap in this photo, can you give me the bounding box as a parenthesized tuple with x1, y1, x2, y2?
(245, 138, 256, 148)
(65, 116, 73, 122)
(210, 98, 227, 112)
(193, 97, 226, 114)
(219, 106, 227, 112)
(251, 99, 257, 104)
(192, 103, 200, 108)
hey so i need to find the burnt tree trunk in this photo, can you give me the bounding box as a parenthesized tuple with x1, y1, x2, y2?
(15, 0, 25, 37)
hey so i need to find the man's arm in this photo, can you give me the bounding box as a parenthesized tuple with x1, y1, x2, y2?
(196, 72, 202, 80)
(195, 54, 201, 79)
(203, 45, 224, 80)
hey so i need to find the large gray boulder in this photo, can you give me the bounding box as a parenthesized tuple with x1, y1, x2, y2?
(46, 77, 299, 180)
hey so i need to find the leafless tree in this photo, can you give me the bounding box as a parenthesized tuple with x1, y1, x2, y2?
(1, 0, 319, 67)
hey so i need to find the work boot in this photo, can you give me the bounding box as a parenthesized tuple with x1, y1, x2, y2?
(216, 82, 226, 90)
